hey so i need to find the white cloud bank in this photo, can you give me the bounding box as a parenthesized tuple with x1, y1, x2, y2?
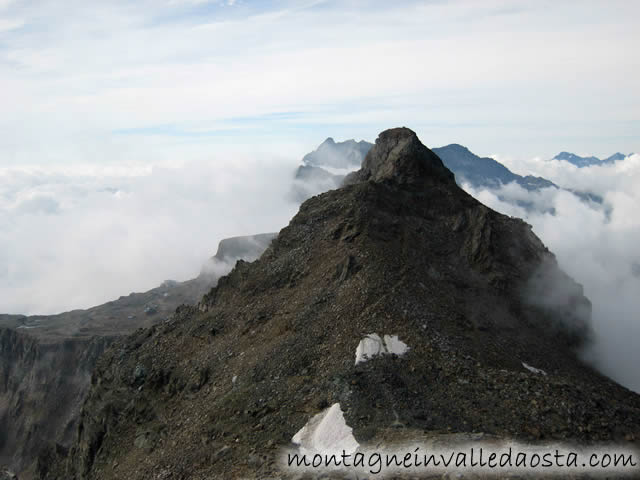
(0, 155, 300, 315)
(463, 154, 640, 393)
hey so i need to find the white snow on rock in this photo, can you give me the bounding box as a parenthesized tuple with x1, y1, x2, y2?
(355, 333, 385, 364)
(383, 334, 409, 356)
(522, 362, 547, 376)
(292, 403, 359, 455)
(354, 333, 409, 364)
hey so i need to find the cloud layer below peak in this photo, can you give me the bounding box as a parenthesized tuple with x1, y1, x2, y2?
(464, 153, 640, 393)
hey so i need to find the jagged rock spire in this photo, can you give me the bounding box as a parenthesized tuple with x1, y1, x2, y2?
(344, 127, 455, 186)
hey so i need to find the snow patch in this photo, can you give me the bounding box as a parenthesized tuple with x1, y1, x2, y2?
(292, 403, 359, 455)
(355, 333, 409, 364)
(383, 334, 409, 356)
(522, 362, 547, 376)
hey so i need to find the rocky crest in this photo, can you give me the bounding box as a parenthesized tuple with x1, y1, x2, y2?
(40, 128, 640, 479)
(0, 235, 275, 479)
(344, 127, 454, 186)
(293, 133, 606, 209)
(200, 233, 276, 278)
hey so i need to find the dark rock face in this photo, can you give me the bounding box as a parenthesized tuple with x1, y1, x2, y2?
(0, 468, 18, 480)
(344, 128, 454, 187)
(0, 234, 275, 478)
(0, 328, 113, 478)
(39, 128, 640, 480)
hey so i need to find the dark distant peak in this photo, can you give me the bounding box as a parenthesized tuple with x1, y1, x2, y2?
(553, 152, 601, 167)
(344, 127, 455, 186)
(553, 152, 593, 161)
(554, 151, 630, 168)
(554, 152, 576, 160)
(555, 152, 592, 160)
(432, 144, 561, 194)
(435, 144, 478, 161)
(321, 137, 335, 145)
(604, 152, 626, 163)
(441, 143, 471, 153)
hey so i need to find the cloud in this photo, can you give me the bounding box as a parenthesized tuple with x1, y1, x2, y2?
(463, 154, 640, 393)
(0, 0, 638, 164)
(0, 17, 23, 31)
(0, 155, 300, 315)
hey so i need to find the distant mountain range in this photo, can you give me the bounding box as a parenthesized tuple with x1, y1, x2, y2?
(293, 138, 606, 207)
(433, 143, 555, 191)
(553, 151, 631, 168)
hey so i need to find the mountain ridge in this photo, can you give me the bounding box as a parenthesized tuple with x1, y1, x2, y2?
(0, 234, 275, 479)
(40, 128, 640, 480)
(294, 137, 605, 207)
(553, 151, 631, 168)
(432, 143, 556, 191)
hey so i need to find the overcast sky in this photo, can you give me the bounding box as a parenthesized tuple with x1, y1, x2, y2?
(0, 0, 638, 165)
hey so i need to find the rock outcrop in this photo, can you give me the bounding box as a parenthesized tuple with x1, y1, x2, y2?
(199, 233, 276, 280)
(39, 128, 640, 480)
(0, 329, 113, 478)
(0, 235, 275, 479)
(344, 127, 454, 186)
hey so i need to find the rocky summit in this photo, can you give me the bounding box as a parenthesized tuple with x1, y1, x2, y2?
(40, 128, 640, 479)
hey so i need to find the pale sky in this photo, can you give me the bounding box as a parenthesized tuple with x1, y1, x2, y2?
(0, 0, 638, 166)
